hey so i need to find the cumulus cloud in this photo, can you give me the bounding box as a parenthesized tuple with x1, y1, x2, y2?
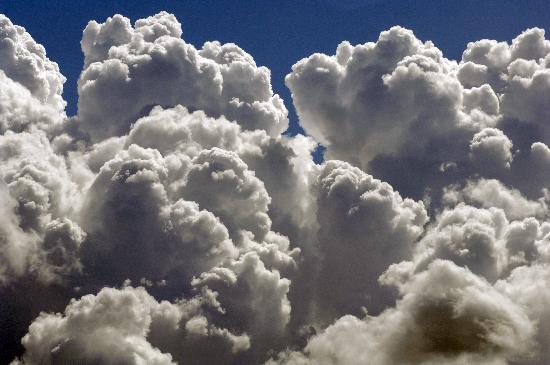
(12, 285, 249, 365)
(0, 71, 64, 134)
(449, 179, 547, 219)
(312, 160, 427, 321)
(286, 26, 494, 200)
(77, 12, 288, 142)
(0, 130, 82, 286)
(0, 15, 66, 112)
(0, 183, 38, 285)
(270, 260, 535, 365)
(79, 144, 239, 287)
(469, 128, 514, 172)
(496, 263, 550, 365)
(285, 25, 550, 205)
(3, 10, 550, 365)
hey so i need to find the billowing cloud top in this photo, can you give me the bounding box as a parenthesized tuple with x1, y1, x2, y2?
(78, 12, 288, 142)
(2, 10, 550, 365)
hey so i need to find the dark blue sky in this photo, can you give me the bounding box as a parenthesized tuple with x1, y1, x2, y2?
(2, 0, 550, 137)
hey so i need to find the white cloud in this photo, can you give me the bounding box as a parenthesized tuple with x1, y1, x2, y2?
(469, 128, 513, 172)
(312, 160, 427, 321)
(77, 12, 288, 142)
(286, 27, 487, 175)
(443, 179, 547, 221)
(3, 11, 550, 365)
(0, 15, 66, 112)
(270, 260, 535, 365)
(12, 285, 249, 365)
(79, 144, 238, 287)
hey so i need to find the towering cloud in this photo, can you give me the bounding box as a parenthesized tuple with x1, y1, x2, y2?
(0, 15, 65, 112)
(2, 10, 550, 365)
(77, 12, 288, 142)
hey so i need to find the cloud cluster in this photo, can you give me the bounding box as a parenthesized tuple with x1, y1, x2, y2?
(286, 26, 550, 201)
(78, 12, 288, 142)
(13, 285, 249, 365)
(3, 10, 550, 365)
(269, 260, 535, 365)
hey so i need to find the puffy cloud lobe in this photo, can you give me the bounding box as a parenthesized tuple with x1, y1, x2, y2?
(126, 106, 239, 156)
(81, 12, 182, 67)
(116, 105, 316, 275)
(0, 71, 64, 134)
(286, 27, 481, 168)
(148, 287, 251, 365)
(444, 179, 547, 221)
(496, 264, 550, 365)
(12, 285, 249, 365)
(0, 36, 84, 359)
(458, 28, 550, 151)
(78, 12, 287, 142)
(0, 131, 82, 285)
(125, 105, 318, 248)
(40, 218, 85, 281)
(510, 28, 550, 62)
(0, 183, 38, 285)
(12, 286, 174, 365)
(77, 137, 296, 362)
(285, 26, 511, 202)
(286, 25, 550, 205)
(501, 69, 550, 139)
(183, 148, 272, 241)
(469, 128, 513, 172)
(193, 251, 292, 346)
(0, 131, 79, 233)
(270, 260, 535, 365)
(500, 140, 550, 200)
(459, 39, 510, 91)
(458, 28, 550, 93)
(518, 142, 550, 195)
(405, 204, 509, 282)
(121, 104, 317, 339)
(393, 202, 548, 284)
(0, 15, 66, 112)
(80, 144, 238, 286)
(313, 160, 427, 320)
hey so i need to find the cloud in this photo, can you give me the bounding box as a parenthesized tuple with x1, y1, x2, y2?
(286, 27, 486, 188)
(3, 10, 550, 365)
(269, 260, 535, 365)
(389, 201, 549, 284)
(469, 128, 514, 172)
(12, 285, 249, 365)
(0, 71, 64, 134)
(0, 15, 66, 112)
(312, 160, 427, 321)
(79, 144, 238, 287)
(0, 130, 82, 285)
(496, 263, 550, 364)
(0, 183, 39, 285)
(77, 12, 288, 142)
(286, 25, 550, 206)
(443, 179, 547, 221)
(192, 251, 292, 346)
(124, 105, 319, 249)
(182, 147, 272, 241)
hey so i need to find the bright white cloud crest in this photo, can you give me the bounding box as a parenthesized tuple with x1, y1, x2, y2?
(2, 10, 550, 365)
